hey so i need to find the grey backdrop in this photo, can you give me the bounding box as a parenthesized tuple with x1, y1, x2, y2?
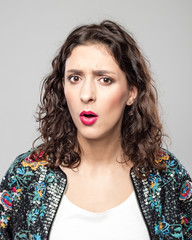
(0, 0, 192, 179)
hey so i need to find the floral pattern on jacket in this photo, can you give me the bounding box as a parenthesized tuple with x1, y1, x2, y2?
(0, 149, 192, 239)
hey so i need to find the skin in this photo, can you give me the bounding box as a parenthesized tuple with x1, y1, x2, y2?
(62, 44, 138, 212)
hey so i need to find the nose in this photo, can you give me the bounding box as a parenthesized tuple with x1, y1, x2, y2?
(80, 78, 96, 104)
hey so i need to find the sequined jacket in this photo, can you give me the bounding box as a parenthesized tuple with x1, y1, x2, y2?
(0, 149, 192, 240)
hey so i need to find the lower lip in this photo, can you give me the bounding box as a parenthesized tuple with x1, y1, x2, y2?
(80, 116, 98, 125)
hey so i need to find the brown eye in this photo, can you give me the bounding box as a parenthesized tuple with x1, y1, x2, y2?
(99, 77, 113, 85)
(68, 75, 80, 83)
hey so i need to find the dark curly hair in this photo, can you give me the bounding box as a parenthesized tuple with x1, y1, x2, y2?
(32, 20, 167, 179)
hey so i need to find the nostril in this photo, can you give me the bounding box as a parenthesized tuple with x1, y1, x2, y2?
(80, 97, 95, 103)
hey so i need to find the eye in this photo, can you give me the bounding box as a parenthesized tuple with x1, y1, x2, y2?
(99, 77, 114, 85)
(68, 75, 81, 83)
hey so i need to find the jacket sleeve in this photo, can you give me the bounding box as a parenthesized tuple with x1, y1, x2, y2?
(0, 165, 14, 239)
(0, 153, 29, 239)
(178, 163, 192, 239)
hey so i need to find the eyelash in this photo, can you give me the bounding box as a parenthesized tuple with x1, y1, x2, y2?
(67, 75, 114, 85)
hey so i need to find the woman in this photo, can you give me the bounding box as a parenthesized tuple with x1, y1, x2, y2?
(0, 20, 191, 240)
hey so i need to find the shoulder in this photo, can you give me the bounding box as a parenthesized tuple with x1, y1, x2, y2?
(151, 148, 192, 196)
(4, 149, 49, 180)
(0, 149, 58, 195)
(0, 149, 64, 208)
(146, 148, 192, 203)
(156, 148, 190, 179)
(147, 148, 191, 194)
(0, 149, 66, 236)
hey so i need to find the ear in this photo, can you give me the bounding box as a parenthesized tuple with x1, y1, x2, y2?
(126, 86, 138, 106)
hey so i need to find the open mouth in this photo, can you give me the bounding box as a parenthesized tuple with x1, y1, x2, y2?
(80, 111, 98, 125)
(80, 111, 98, 118)
(83, 114, 96, 118)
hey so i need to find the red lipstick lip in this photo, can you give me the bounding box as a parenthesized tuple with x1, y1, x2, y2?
(80, 111, 98, 117)
(79, 111, 98, 125)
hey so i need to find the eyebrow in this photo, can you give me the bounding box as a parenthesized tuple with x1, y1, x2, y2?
(66, 69, 116, 76)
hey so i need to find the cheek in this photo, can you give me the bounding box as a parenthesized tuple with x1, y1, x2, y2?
(104, 90, 128, 111)
(64, 85, 74, 104)
(64, 88, 75, 115)
(64, 90, 71, 104)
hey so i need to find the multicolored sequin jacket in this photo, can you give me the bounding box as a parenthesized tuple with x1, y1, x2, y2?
(0, 149, 192, 239)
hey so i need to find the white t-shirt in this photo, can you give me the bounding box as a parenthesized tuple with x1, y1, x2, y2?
(49, 191, 150, 239)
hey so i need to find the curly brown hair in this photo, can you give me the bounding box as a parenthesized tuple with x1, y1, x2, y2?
(32, 20, 167, 179)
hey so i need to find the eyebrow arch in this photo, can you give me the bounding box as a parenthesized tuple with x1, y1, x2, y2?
(66, 69, 83, 75)
(66, 69, 116, 76)
(93, 70, 116, 76)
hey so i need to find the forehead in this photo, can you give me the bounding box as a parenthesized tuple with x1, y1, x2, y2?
(65, 44, 119, 71)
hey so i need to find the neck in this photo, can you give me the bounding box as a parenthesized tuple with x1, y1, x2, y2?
(77, 133, 125, 169)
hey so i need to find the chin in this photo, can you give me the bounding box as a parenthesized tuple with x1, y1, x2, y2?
(79, 133, 101, 141)
(77, 128, 115, 142)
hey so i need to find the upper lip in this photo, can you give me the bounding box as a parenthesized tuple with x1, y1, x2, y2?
(80, 111, 98, 117)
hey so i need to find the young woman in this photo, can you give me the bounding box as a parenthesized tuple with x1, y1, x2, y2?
(0, 20, 191, 240)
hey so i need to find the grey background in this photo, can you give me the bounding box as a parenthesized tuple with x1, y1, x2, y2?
(0, 0, 192, 179)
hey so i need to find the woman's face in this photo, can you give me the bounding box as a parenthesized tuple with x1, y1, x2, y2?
(64, 44, 137, 141)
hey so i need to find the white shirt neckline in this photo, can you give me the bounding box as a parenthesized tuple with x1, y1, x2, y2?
(63, 190, 135, 217)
